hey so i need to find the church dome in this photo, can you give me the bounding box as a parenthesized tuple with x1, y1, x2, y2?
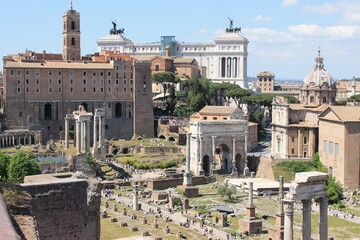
(303, 50, 333, 87)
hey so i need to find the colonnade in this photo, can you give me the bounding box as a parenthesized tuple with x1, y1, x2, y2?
(64, 106, 105, 155)
(0, 131, 41, 148)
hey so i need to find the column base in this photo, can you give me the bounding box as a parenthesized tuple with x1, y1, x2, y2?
(183, 173, 193, 186)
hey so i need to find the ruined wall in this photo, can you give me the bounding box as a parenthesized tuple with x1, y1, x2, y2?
(147, 176, 211, 190)
(21, 179, 101, 240)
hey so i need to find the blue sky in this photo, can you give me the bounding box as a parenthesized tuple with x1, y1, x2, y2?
(1, 0, 360, 80)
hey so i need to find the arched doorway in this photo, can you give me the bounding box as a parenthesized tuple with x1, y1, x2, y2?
(115, 102, 122, 118)
(44, 103, 52, 120)
(202, 155, 210, 176)
(168, 137, 175, 142)
(159, 135, 165, 139)
(235, 153, 243, 173)
(215, 143, 230, 174)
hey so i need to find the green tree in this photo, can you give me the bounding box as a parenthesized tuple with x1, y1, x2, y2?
(326, 176, 344, 204)
(189, 93, 208, 112)
(349, 94, 360, 102)
(218, 182, 237, 202)
(8, 151, 41, 183)
(152, 72, 178, 100)
(226, 88, 252, 109)
(0, 153, 11, 182)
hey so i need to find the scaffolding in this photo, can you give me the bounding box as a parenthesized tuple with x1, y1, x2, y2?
(160, 36, 177, 56)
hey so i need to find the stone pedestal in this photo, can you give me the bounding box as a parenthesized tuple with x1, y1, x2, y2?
(177, 186, 199, 198)
(183, 199, 190, 209)
(239, 182, 262, 235)
(183, 173, 193, 186)
(268, 212, 284, 240)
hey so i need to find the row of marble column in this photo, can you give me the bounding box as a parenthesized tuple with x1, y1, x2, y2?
(0, 133, 41, 148)
(283, 197, 328, 240)
(64, 115, 104, 154)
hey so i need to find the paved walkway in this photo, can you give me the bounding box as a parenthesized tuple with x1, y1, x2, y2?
(107, 194, 229, 240)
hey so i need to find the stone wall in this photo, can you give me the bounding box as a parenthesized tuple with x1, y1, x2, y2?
(147, 176, 212, 190)
(39, 162, 71, 174)
(21, 179, 101, 240)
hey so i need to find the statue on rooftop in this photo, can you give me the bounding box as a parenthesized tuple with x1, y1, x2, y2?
(110, 20, 125, 35)
(226, 17, 241, 33)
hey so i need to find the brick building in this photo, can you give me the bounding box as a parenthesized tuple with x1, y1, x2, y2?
(2, 4, 154, 143)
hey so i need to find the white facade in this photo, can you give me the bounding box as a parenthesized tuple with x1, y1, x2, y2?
(97, 32, 249, 88)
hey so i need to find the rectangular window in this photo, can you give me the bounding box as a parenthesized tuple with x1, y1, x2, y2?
(292, 137, 295, 142)
(93, 87, 96, 93)
(291, 148, 295, 154)
(26, 87, 30, 93)
(83, 71, 87, 76)
(93, 72, 96, 76)
(115, 80, 119, 84)
(124, 80, 127, 85)
(10, 70, 14, 76)
(329, 141, 334, 154)
(335, 143, 339, 156)
(124, 73, 126, 79)
(36, 87, 40, 93)
(107, 72, 111, 77)
(93, 79, 96, 85)
(100, 72, 104, 77)
(49, 79, 52, 85)
(69, 70, 74, 76)
(213, 117, 217, 120)
(48, 71, 52, 76)
(70, 87, 73, 93)
(324, 140, 327, 153)
(115, 87, 119, 93)
(303, 136, 308, 145)
(17, 70, 21, 76)
(58, 71, 62, 76)
(25, 70, 29, 75)
(70, 79, 73, 85)
(48, 87, 52, 93)
(100, 87, 104, 93)
(58, 79, 62, 84)
(100, 79, 104, 85)
(123, 87, 127, 92)
(58, 87, 62, 93)
(17, 79, 21, 85)
(130, 88, 133, 92)
(108, 79, 111, 84)
(17, 87, 21, 93)
(83, 87, 86, 93)
(108, 87, 111, 93)
(83, 79, 87, 84)
(35, 70, 40, 76)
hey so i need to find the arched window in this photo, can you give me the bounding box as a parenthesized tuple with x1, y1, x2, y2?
(71, 21, 75, 30)
(155, 65, 160, 71)
(227, 58, 232, 78)
(71, 37, 75, 46)
(115, 103, 122, 118)
(221, 57, 226, 78)
(233, 58, 237, 78)
(44, 103, 52, 120)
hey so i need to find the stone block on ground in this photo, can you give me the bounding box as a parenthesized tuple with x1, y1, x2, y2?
(142, 231, 150, 236)
(110, 217, 117, 222)
(120, 222, 128, 227)
(131, 227, 138, 232)
(177, 186, 199, 198)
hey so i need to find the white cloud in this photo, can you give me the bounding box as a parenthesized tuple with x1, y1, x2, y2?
(242, 27, 298, 42)
(213, 29, 225, 36)
(281, 0, 298, 7)
(302, 3, 339, 14)
(196, 28, 208, 34)
(288, 24, 360, 40)
(250, 15, 273, 22)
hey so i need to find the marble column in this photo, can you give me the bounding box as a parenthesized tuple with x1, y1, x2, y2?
(12, 136, 15, 146)
(211, 136, 216, 175)
(86, 120, 91, 153)
(319, 196, 328, 240)
(309, 128, 314, 157)
(93, 116, 98, 150)
(98, 116, 103, 148)
(284, 129, 289, 157)
(18, 136, 21, 145)
(28, 135, 32, 145)
(81, 121, 85, 153)
(248, 182, 254, 207)
(65, 117, 69, 149)
(302, 199, 312, 240)
(232, 136, 238, 175)
(133, 186, 139, 211)
(76, 120, 81, 155)
(283, 200, 294, 240)
(183, 133, 192, 186)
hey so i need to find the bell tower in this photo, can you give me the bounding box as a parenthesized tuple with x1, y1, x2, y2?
(62, 1, 81, 61)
